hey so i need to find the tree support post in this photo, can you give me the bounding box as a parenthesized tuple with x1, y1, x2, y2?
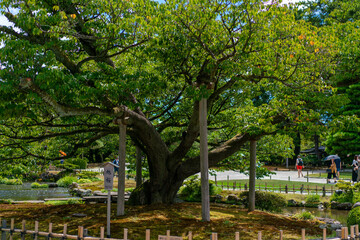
(117, 122, 126, 216)
(199, 98, 210, 221)
(135, 145, 142, 187)
(249, 140, 257, 212)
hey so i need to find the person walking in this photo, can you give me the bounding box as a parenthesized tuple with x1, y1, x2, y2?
(327, 159, 337, 184)
(113, 157, 119, 176)
(352, 155, 359, 184)
(334, 155, 341, 180)
(295, 155, 304, 178)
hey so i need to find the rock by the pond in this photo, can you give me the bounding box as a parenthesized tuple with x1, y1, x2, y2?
(227, 194, 240, 202)
(93, 191, 118, 196)
(331, 201, 352, 210)
(71, 188, 92, 197)
(353, 202, 360, 209)
(47, 183, 58, 188)
(288, 199, 297, 206)
(69, 182, 79, 189)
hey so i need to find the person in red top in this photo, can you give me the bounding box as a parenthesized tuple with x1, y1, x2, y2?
(295, 155, 304, 178)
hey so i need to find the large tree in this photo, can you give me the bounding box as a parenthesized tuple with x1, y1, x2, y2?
(0, 0, 339, 204)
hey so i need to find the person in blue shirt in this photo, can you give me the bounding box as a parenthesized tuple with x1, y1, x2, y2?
(113, 158, 119, 176)
(334, 155, 341, 180)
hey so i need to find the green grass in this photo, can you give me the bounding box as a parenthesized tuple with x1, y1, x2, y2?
(216, 179, 337, 194)
(308, 171, 352, 180)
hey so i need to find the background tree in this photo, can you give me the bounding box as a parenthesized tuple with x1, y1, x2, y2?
(0, 0, 340, 204)
(295, 0, 360, 163)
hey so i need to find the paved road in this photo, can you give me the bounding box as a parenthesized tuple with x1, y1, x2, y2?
(209, 169, 350, 184)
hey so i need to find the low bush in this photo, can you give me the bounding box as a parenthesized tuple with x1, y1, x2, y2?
(5, 179, 23, 185)
(0, 199, 13, 204)
(45, 199, 84, 205)
(56, 176, 78, 188)
(77, 171, 98, 179)
(178, 175, 222, 202)
(306, 194, 320, 204)
(293, 211, 314, 220)
(0, 177, 7, 184)
(31, 182, 49, 188)
(347, 207, 360, 227)
(239, 191, 287, 212)
(77, 179, 92, 184)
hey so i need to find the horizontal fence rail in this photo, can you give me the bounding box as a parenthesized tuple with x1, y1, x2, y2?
(215, 181, 335, 196)
(1, 218, 359, 240)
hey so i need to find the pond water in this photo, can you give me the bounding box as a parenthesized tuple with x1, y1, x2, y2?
(0, 183, 71, 201)
(282, 207, 349, 225)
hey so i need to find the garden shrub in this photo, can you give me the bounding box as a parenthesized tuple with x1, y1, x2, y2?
(331, 181, 354, 203)
(305, 194, 321, 207)
(76, 171, 101, 181)
(56, 176, 78, 187)
(0, 199, 13, 204)
(239, 191, 287, 212)
(77, 179, 92, 184)
(5, 179, 23, 185)
(293, 211, 314, 220)
(306, 194, 320, 204)
(0, 177, 7, 184)
(347, 207, 360, 227)
(31, 182, 49, 188)
(45, 199, 84, 205)
(178, 175, 222, 202)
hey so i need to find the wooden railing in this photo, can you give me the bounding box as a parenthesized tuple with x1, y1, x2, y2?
(215, 181, 335, 196)
(1, 218, 359, 239)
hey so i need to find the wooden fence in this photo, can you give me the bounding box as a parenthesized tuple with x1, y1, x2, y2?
(1, 218, 359, 240)
(215, 180, 335, 196)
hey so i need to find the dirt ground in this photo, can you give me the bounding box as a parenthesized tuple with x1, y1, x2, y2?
(0, 202, 324, 240)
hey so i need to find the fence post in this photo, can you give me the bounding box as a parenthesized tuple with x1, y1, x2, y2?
(279, 230, 283, 240)
(301, 229, 305, 240)
(280, 184, 281, 193)
(34, 221, 39, 240)
(288, 176, 290, 181)
(245, 183, 247, 191)
(235, 232, 239, 240)
(293, 185, 295, 194)
(100, 227, 105, 239)
(10, 218, 14, 240)
(265, 183, 267, 192)
(215, 175, 217, 186)
(124, 228, 128, 240)
(48, 222, 52, 240)
(188, 231, 192, 240)
(351, 225, 355, 240)
(322, 186, 326, 197)
(307, 170, 309, 182)
(21, 220, 26, 240)
(1, 219, 6, 240)
(166, 230, 170, 240)
(258, 231, 262, 240)
(301, 184, 304, 194)
(146, 229, 150, 240)
(322, 228, 326, 240)
(285, 185, 288, 194)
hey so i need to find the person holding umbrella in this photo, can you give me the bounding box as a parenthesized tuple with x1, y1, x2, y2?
(352, 155, 358, 184)
(334, 154, 341, 180)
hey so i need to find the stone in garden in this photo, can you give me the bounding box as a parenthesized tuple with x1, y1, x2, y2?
(227, 194, 239, 202)
(352, 202, 360, 209)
